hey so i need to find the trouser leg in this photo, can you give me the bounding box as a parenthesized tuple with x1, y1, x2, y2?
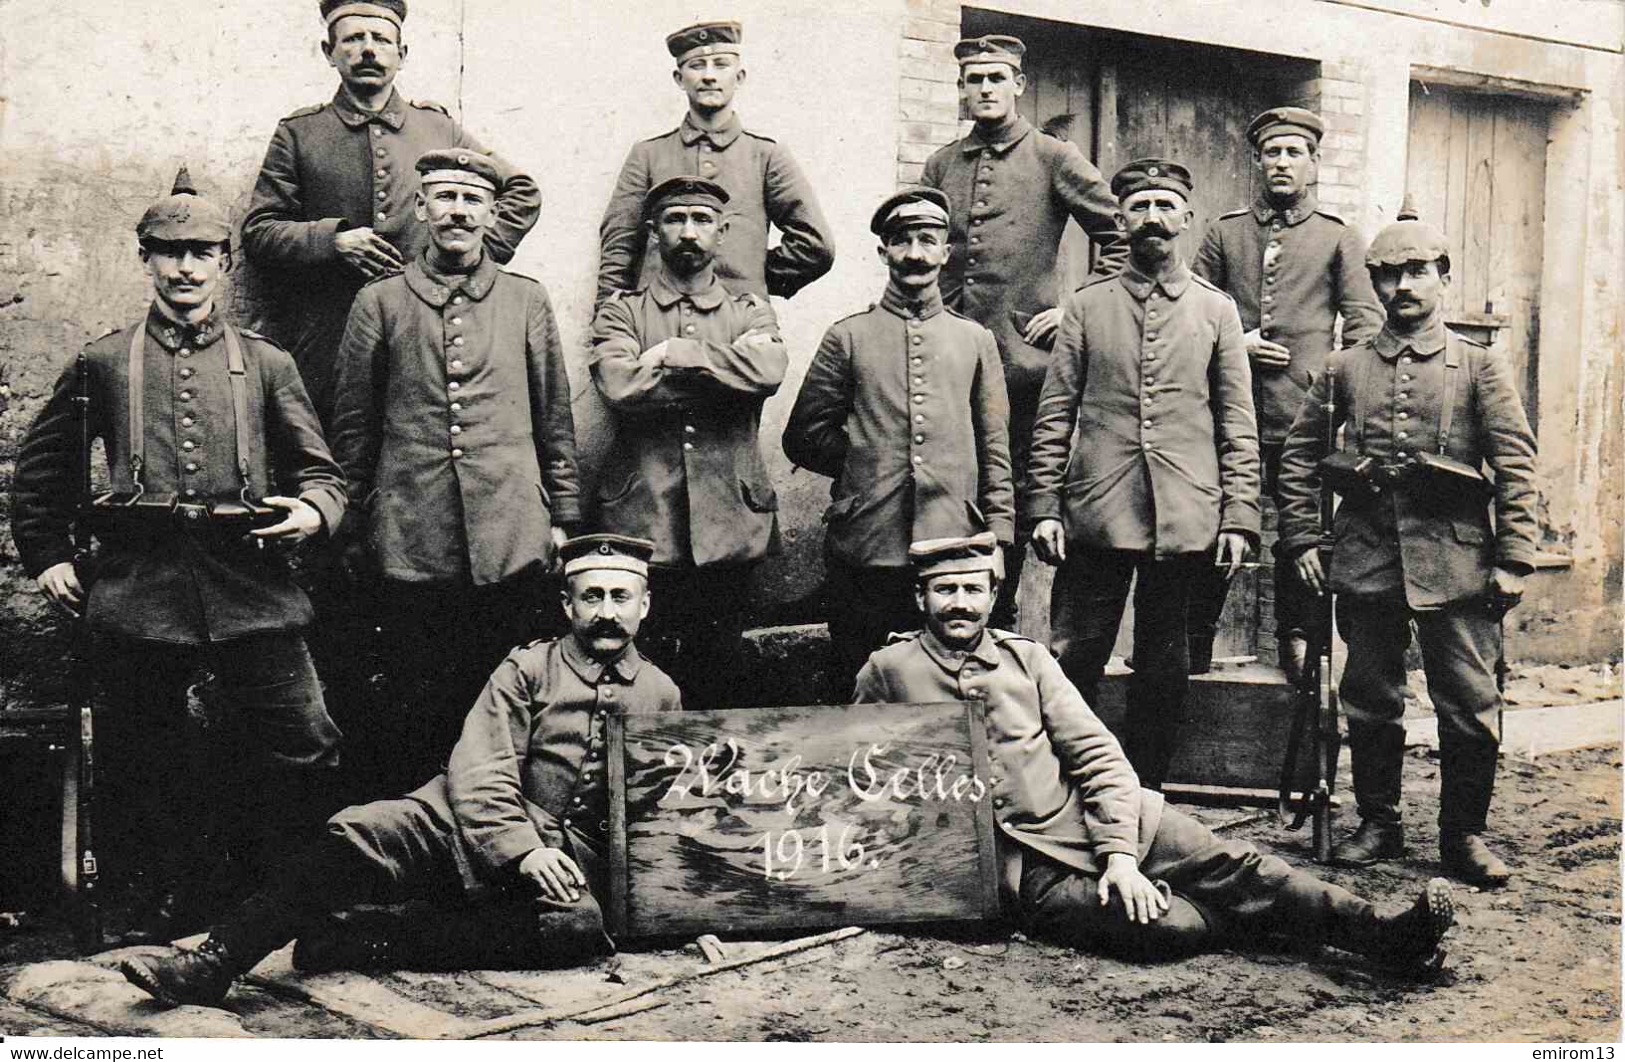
(642, 564, 753, 709)
(209, 632, 345, 875)
(991, 398, 1036, 631)
(93, 639, 201, 886)
(1049, 546, 1135, 710)
(1415, 602, 1503, 836)
(1184, 561, 1232, 673)
(824, 559, 920, 702)
(1122, 553, 1203, 789)
(1144, 805, 1373, 948)
(1336, 594, 1412, 825)
(208, 795, 462, 970)
(1018, 850, 1214, 962)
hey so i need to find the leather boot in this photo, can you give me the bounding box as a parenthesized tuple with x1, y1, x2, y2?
(1439, 736, 1510, 887)
(120, 937, 243, 1009)
(1330, 722, 1407, 867)
(1332, 877, 1455, 977)
(1187, 635, 1215, 676)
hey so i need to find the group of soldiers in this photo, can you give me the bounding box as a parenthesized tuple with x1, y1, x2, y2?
(7, 0, 1541, 1011)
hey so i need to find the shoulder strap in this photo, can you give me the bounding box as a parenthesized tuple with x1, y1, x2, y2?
(126, 323, 146, 492)
(1438, 338, 1461, 455)
(224, 326, 255, 499)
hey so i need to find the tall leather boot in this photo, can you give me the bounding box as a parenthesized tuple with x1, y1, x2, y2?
(293, 894, 615, 973)
(1330, 722, 1406, 867)
(1439, 734, 1510, 887)
(1325, 877, 1455, 977)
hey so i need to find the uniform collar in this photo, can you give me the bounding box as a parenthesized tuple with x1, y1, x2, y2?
(560, 633, 645, 685)
(146, 305, 226, 351)
(406, 251, 500, 306)
(679, 111, 743, 149)
(1373, 315, 1448, 361)
(1119, 259, 1192, 301)
(1251, 189, 1319, 226)
(649, 270, 727, 310)
(332, 87, 407, 130)
(879, 279, 944, 320)
(919, 626, 1002, 674)
(961, 114, 1033, 156)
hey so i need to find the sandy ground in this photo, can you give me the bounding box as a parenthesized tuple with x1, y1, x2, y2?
(1, 740, 1617, 1044)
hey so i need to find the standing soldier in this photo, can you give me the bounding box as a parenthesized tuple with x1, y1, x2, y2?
(1276, 208, 1538, 886)
(596, 20, 834, 310)
(1026, 160, 1261, 791)
(329, 150, 580, 793)
(244, 0, 540, 425)
(589, 177, 786, 708)
(1185, 107, 1384, 677)
(10, 170, 348, 943)
(784, 188, 1014, 691)
(921, 34, 1127, 629)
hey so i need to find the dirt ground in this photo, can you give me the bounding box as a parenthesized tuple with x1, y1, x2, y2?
(1, 741, 1617, 1043)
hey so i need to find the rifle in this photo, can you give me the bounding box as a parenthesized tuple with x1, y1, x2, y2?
(64, 349, 104, 953)
(1278, 367, 1341, 861)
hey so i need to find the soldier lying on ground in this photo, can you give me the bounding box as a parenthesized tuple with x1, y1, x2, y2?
(121, 535, 680, 1008)
(852, 533, 1455, 975)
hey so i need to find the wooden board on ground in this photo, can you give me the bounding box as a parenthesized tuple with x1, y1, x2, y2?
(1091, 661, 1315, 795)
(610, 703, 999, 940)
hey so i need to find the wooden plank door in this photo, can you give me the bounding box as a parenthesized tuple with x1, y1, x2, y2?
(1406, 82, 1550, 428)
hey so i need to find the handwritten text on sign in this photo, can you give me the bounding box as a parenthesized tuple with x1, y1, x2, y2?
(610, 703, 1000, 938)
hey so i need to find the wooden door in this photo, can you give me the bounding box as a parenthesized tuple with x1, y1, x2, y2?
(1406, 83, 1549, 427)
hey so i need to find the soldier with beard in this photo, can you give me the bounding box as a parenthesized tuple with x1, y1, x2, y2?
(1027, 159, 1261, 790)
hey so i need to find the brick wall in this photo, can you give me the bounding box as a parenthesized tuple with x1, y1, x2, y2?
(898, 0, 963, 186)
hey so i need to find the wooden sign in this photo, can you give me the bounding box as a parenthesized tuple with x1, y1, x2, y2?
(607, 702, 1000, 939)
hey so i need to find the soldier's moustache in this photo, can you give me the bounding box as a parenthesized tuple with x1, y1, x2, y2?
(589, 619, 629, 637)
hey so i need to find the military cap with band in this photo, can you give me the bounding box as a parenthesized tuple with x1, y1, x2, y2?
(644, 175, 730, 219)
(870, 186, 950, 236)
(1247, 106, 1324, 149)
(320, 0, 405, 26)
(415, 148, 500, 193)
(667, 21, 742, 64)
(1110, 158, 1194, 201)
(909, 531, 1005, 581)
(136, 165, 232, 246)
(560, 534, 656, 578)
(1366, 196, 1450, 269)
(954, 34, 1025, 70)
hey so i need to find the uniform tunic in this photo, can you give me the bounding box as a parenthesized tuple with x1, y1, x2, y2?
(783, 283, 1015, 568)
(243, 88, 541, 423)
(920, 116, 1127, 406)
(402, 636, 682, 891)
(1194, 193, 1383, 442)
(1025, 262, 1262, 555)
(596, 113, 834, 307)
(1276, 319, 1539, 608)
(588, 273, 786, 568)
(11, 309, 347, 644)
(330, 253, 580, 586)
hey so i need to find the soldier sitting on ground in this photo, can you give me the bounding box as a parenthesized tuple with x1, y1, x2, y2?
(120, 535, 680, 1007)
(853, 533, 1456, 975)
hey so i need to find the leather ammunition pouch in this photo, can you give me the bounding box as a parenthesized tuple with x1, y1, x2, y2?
(1317, 452, 1383, 500)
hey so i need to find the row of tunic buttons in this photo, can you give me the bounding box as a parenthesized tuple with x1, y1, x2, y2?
(442, 295, 469, 457)
(960, 659, 1010, 808)
(1261, 221, 1284, 334)
(1394, 357, 1415, 454)
(562, 701, 610, 832)
(373, 125, 389, 221)
(909, 316, 926, 464)
(680, 304, 698, 450)
(177, 353, 202, 488)
(1141, 293, 1161, 450)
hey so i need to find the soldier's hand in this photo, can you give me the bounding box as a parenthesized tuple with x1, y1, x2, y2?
(1242, 329, 1292, 370)
(1215, 532, 1251, 579)
(333, 227, 404, 279)
(518, 847, 586, 904)
(1295, 548, 1326, 596)
(1022, 307, 1065, 348)
(37, 561, 85, 617)
(1098, 853, 1168, 925)
(1489, 567, 1527, 613)
(1031, 519, 1067, 565)
(640, 340, 670, 369)
(250, 496, 324, 545)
